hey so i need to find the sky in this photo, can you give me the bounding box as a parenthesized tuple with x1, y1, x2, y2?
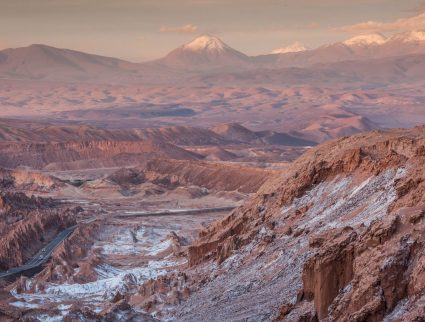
(0, 0, 425, 62)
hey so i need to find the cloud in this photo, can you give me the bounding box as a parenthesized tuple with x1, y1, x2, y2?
(159, 24, 198, 33)
(335, 12, 425, 33)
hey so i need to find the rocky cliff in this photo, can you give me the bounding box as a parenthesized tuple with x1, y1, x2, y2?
(137, 159, 273, 193)
(0, 192, 77, 270)
(0, 168, 61, 192)
(154, 126, 425, 321)
(0, 139, 202, 170)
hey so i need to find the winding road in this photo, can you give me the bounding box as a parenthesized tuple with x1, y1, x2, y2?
(0, 206, 235, 280)
(0, 225, 77, 280)
(114, 206, 236, 218)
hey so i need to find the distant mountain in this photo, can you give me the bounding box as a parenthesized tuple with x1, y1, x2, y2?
(210, 123, 317, 146)
(0, 44, 179, 83)
(342, 30, 425, 57)
(189, 53, 425, 87)
(2, 31, 425, 84)
(271, 41, 307, 54)
(255, 130, 317, 146)
(152, 35, 252, 70)
(210, 123, 259, 142)
(342, 33, 388, 47)
(259, 30, 425, 68)
(0, 44, 140, 81)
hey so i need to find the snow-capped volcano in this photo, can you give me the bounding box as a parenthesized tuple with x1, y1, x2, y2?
(271, 42, 307, 54)
(155, 34, 251, 70)
(343, 33, 387, 47)
(182, 35, 228, 52)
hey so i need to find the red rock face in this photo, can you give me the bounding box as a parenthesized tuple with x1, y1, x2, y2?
(0, 139, 202, 170)
(0, 168, 62, 192)
(302, 227, 357, 319)
(0, 192, 76, 270)
(36, 223, 101, 285)
(141, 159, 274, 194)
(157, 126, 425, 321)
(106, 158, 273, 194)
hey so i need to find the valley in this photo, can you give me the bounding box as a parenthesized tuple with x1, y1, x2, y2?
(1, 20, 425, 321)
(0, 157, 266, 321)
(2, 124, 424, 321)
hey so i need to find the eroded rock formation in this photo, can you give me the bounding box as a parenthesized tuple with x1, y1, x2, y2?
(155, 126, 425, 321)
(141, 159, 273, 193)
(0, 192, 77, 270)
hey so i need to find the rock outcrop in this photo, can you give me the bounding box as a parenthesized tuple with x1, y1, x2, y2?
(0, 192, 76, 269)
(302, 227, 357, 319)
(159, 126, 425, 321)
(0, 168, 61, 192)
(104, 158, 273, 194)
(141, 159, 273, 193)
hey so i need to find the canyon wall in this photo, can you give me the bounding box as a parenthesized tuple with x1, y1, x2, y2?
(159, 126, 425, 321)
(0, 193, 77, 269)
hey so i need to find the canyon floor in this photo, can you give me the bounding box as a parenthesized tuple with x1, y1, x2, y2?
(1, 125, 425, 322)
(0, 156, 267, 321)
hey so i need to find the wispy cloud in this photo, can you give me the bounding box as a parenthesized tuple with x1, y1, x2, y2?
(159, 24, 198, 33)
(335, 12, 425, 33)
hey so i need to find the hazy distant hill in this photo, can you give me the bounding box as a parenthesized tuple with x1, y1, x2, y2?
(2, 31, 425, 84)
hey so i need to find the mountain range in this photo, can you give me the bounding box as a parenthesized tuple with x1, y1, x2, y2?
(2, 31, 425, 84)
(261, 31, 425, 67)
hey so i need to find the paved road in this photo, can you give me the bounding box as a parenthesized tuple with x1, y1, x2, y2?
(114, 206, 236, 218)
(0, 225, 77, 279)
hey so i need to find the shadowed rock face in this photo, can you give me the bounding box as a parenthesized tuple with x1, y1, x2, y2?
(0, 192, 77, 270)
(302, 227, 357, 319)
(136, 126, 425, 321)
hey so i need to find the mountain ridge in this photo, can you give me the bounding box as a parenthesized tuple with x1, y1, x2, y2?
(2, 31, 425, 83)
